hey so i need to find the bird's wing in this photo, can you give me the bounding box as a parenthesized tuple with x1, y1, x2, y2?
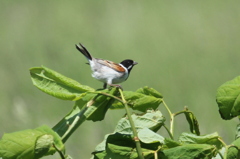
(97, 59, 126, 72)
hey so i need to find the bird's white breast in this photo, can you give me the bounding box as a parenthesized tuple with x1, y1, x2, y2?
(89, 60, 128, 84)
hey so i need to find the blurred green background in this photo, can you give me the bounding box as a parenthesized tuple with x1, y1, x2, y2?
(1, 1, 240, 158)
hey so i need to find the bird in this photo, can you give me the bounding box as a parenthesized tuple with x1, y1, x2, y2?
(75, 43, 138, 89)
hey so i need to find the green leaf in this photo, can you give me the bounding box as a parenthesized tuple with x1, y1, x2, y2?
(179, 132, 223, 149)
(34, 134, 54, 158)
(93, 133, 160, 159)
(0, 125, 64, 159)
(216, 76, 240, 120)
(111, 87, 163, 112)
(136, 86, 163, 98)
(161, 144, 217, 159)
(138, 127, 164, 144)
(94, 134, 109, 152)
(164, 138, 182, 148)
(93, 110, 165, 156)
(106, 143, 155, 159)
(106, 134, 137, 159)
(36, 125, 64, 155)
(52, 99, 84, 141)
(93, 151, 107, 159)
(52, 88, 119, 143)
(84, 88, 119, 121)
(235, 123, 240, 139)
(114, 110, 165, 134)
(212, 147, 225, 159)
(30, 66, 94, 101)
(64, 155, 74, 159)
(184, 110, 200, 135)
(227, 138, 240, 159)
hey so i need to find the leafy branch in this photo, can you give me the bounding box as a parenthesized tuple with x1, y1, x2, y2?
(1, 66, 240, 159)
(119, 88, 144, 159)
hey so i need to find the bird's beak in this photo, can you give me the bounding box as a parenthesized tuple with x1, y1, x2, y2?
(133, 61, 138, 65)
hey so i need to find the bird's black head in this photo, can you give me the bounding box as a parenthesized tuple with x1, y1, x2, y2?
(120, 59, 138, 73)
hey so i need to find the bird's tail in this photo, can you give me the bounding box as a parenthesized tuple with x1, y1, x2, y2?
(75, 43, 92, 61)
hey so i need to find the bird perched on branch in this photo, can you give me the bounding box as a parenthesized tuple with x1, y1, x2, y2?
(75, 43, 138, 89)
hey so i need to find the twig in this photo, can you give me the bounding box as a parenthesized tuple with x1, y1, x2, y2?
(218, 137, 228, 159)
(163, 124, 174, 140)
(53, 143, 65, 159)
(92, 91, 123, 102)
(162, 100, 174, 136)
(119, 88, 144, 159)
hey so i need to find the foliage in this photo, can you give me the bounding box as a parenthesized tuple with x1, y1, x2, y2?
(0, 125, 64, 159)
(216, 76, 240, 120)
(1, 66, 240, 159)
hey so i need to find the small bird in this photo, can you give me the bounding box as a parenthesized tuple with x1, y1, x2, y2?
(75, 43, 138, 89)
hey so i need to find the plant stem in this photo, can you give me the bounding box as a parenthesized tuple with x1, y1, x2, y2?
(216, 148, 224, 159)
(61, 100, 89, 142)
(218, 137, 228, 159)
(53, 143, 65, 159)
(119, 88, 144, 159)
(163, 125, 174, 140)
(224, 145, 240, 159)
(162, 100, 174, 136)
(56, 89, 121, 143)
(93, 91, 123, 102)
(162, 99, 172, 117)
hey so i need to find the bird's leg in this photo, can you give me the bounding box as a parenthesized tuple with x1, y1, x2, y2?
(104, 80, 123, 90)
(103, 83, 122, 90)
(108, 84, 123, 90)
(103, 83, 107, 89)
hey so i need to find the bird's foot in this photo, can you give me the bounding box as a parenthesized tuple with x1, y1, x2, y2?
(103, 83, 123, 90)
